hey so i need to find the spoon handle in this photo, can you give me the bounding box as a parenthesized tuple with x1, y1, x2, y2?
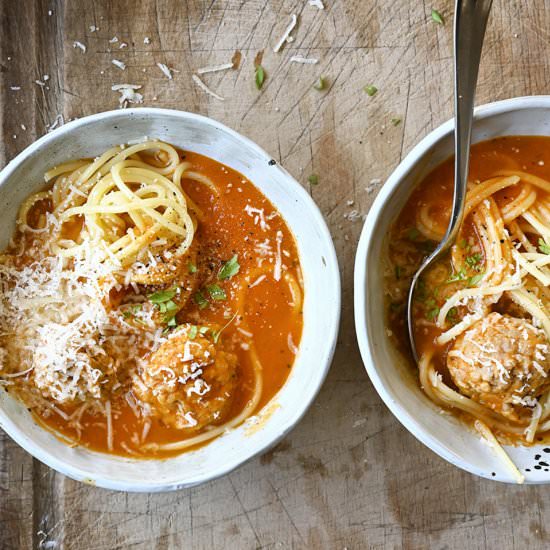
(447, 0, 493, 248)
(406, 0, 492, 361)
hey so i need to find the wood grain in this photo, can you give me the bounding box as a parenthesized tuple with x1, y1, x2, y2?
(2, 0, 550, 548)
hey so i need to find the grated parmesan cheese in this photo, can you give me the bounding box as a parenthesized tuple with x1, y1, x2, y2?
(197, 62, 234, 75)
(290, 55, 318, 64)
(156, 63, 174, 79)
(73, 41, 86, 53)
(191, 74, 225, 101)
(111, 84, 143, 108)
(273, 14, 298, 53)
(308, 0, 325, 8)
(112, 59, 126, 70)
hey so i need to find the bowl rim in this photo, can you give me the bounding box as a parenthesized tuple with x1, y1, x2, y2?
(0, 107, 341, 491)
(354, 95, 550, 483)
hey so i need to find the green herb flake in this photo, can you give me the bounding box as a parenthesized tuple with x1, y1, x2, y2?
(218, 255, 240, 280)
(313, 76, 327, 91)
(447, 269, 467, 283)
(188, 262, 198, 274)
(539, 238, 550, 255)
(194, 291, 209, 310)
(468, 273, 484, 287)
(465, 253, 482, 268)
(446, 307, 457, 320)
(390, 117, 401, 126)
(199, 326, 210, 335)
(206, 284, 227, 301)
(188, 325, 198, 340)
(395, 265, 402, 279)
(166, 315, 178, 327)
(426, 306, 440, 321)
(406, 227, 420, 241)
(415, 278, 428, 302)
(364, 85, 378, 97)
(308, 173, 319, 185)
(458, 238, 468, 249)
(122, 310, 132, 319)
(255, 65, 265, 90)
(148, 287, 177, 304)
(431, 9, 444, 25)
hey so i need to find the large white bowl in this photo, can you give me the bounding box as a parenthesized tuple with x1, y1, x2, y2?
(0, 108, 340, 491)
(355, 96, 550, 484)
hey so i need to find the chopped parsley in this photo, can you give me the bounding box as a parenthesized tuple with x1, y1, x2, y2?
(468, 273, 484, 286)
(188, 325, 198, 340)
(218, 255, 240, 280)
(426, 306, 440, 321)
(158, 299, 178, 314)
(166, 315, 178, 327)
(148, 288, 179, 326)
(390, 117, 401, 126)
(122, 304, 142, 318)
(447, 269, 467, 283)
(206, 284, 227, 301)
(255, 65, 266, 89)
(313, 76, 326, 91)
(465, 253, 482, 269)
(364, 85, 378, 97)
(431, 9, 444, 25)
(194, 290, 209, 309)
(406, 227, 420, 241)
(188, 262, 197, 274)
(148, 287, 177, 304)
(395, 265, 402, 279)
(308, 173, 319, 185)
(446, 307, 458, 322)
(539, 238, 550, 255)
(415, 278, 428, 302)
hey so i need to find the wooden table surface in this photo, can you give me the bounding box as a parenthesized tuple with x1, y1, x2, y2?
(2, 1, 550, 548)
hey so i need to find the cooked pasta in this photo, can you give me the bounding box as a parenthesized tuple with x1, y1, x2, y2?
(386, 136, 550, 482)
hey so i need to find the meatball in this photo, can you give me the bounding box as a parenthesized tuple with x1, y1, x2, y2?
(133, 324, 238, 431)
(447, 312, 550, 420)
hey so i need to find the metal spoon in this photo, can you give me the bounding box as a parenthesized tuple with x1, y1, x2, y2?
(407, 0, 493, 361)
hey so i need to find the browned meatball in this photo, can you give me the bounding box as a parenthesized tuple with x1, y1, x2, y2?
(133, 324, 238, 431)
(447, 312, 550, 420)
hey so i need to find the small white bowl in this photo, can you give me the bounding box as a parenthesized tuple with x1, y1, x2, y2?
(0, 108, 340, 491)
(355, 96, 550, 484)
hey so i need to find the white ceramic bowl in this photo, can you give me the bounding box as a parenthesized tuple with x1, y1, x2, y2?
(355, 96, 550, 484)
(0, 108, 340, 491)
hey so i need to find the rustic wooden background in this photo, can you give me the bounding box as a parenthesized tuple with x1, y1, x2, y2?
(1, 0, 550, 548)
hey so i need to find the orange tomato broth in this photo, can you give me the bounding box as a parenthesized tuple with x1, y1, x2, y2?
(386, 136, 550, 379)
(33, 150, 303, 457)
